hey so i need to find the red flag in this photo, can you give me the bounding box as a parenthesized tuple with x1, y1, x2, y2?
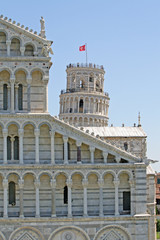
(79, 45, 86, 51)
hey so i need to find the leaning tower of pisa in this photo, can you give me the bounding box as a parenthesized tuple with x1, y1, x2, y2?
(59, 63, 110, 127)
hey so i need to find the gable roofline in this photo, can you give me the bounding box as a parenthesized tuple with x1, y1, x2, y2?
(0, 15, 52, 45)
(52, 116, 142, 162)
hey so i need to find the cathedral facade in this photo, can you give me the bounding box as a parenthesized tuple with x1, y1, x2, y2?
(0, 15, 156, 240)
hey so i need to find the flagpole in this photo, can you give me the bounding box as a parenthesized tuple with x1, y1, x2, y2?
(85, 43, 87, 65)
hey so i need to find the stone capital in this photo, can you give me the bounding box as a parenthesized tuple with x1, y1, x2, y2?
(34, 129, 40, 137)
(50, 130, 55, 137)
(76, 140, 82, 147)
(63, 136, 68, 142)
(82, 179, 88, 188)
(115, 155, 121, 163)
(2, 129, 8, 137)
(10, 77, 15, 84)
(50, 179, 56, 188)
(66, 179, 72, 188)
(34, 180, 40, 188)
(89, 146, 95, 152)
(26, 78, 32, 85)
(98, 179, 104, 188)
(6, 40, 11, 45)
(113, 180, 120, 187)
(2, 179, 8, 189)
(18, 180, 24, 189)
(18, 129, 24, 137)
(103, 151, 108, 158)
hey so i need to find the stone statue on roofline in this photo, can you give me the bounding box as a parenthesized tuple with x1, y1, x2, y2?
(41, 44, 53, 57)
(40, 16, 46, 38)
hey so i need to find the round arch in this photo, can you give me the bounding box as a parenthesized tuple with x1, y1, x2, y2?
(10, 35, 23, 46)
(22, 171, 37, 180)
(117, 170, 133, 180)
(0, 68, 12, 76)
(22, 121, 37, 129)
(0, 29, 8, 40)
(86, 170, 101, 180)
(6, 171, 21, 180)
(24, 41, 37, 51)
(30, 68, 45, 77)
(6, 121, 20, 129)
(70, 170, 85, 179)
(93, 225, 131, 240)
(14, 67, 29, 77)
(48, 226, 90, 240)
(9, 227, 45, 240)
(102, 170, 117, 180)
(38, 121, 52, 130)
(54, 171, 69, 180)
(38, 171, 52, 180)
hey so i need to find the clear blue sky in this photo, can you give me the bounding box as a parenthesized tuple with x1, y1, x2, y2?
(1, 0, 160, 171)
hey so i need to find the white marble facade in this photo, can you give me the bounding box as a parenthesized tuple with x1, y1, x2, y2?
(0, 15, 156, 240)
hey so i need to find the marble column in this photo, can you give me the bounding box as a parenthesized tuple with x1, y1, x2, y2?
(129, 180, 135, 216)
(19, 179, 24, 218)
(2, 129, 8, 164)
(98, 179, 104, 217)
(15, 84, 18, 111)
(34, 129, 40, 164)
(18, 129, 24, 164)
(20, 47, 25, 56)
(10, 77, 15, 113)
(76, 141, 82, 163)
(50, 130, 55, 164)
(89, 146, 95, 164)
(51, 179, 56, 217)
(34, 180, 40, 218)
(103, 151, 108, 163)
(63, 136, 68, 164)
(82, 179, 88, 217)
(7, 85, 11, 111)
(67, 179, 72, 217)
(78, 97, 80, 113)
(26, 78, 32, 112)
(3, 179, 8, 218)
(6, 40, 11, 56)
(83, 98, 85, 113)
(113, 180, 120, 216)
(10, 136, 15, 161)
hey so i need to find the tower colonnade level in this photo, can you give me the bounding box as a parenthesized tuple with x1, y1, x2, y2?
(59, 63, 110, 127)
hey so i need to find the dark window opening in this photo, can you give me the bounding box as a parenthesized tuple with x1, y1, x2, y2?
(69, 108, 72, 113)
(120, 159, 128, 163)
(123, 191, 130, 211)
(79, 99, 83, 113)
(89, 77, 93, 82)
(18, 84, 23, 110)
(157, 199, 160, 204)
(64, 186, 68, 204)
(68, 142, 70, 160)
(79, 99, 83, 108)
(7, 136, 11, 160)
(14, 136, 19, 160)
(9, 181, 16, 205)
(157, 178, 160, 184)
(3, 84, 8, 110)
(124, 142, 128, 151)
